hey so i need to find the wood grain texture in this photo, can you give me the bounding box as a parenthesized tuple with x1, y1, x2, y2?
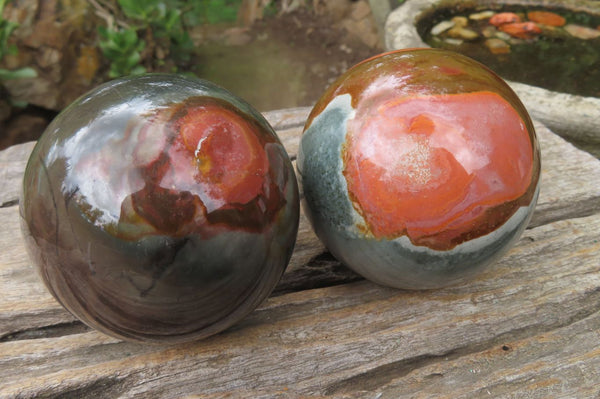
(1, 108, 600, 398)
(0, 141, 35, 208)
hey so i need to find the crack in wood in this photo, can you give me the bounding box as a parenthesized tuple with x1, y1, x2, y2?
(0, 199, 19, 208)
(324, 351, 458, 395)
(33, 376, 128, 399)
(529, 196, 600, 229)
(0, 321, 90, 342)
(273, 251, 363, 296)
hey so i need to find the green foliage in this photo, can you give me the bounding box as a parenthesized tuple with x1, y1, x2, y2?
(98, 0, 201, 77)
(0, 66, 36, 80)
(117, 0, 193, 61)
(98, 26, 146, 78)
(116, 0, 168, 22)
(0, 0, 37, 101)
(185, 0, 241, 25)
(0, 1, 18, 60)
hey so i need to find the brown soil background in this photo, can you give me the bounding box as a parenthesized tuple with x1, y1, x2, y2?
(0, 2, 383, 149)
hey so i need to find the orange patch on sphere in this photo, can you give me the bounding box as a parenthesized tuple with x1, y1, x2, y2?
(177, 105, 267, 205)
(343, 91, 534, 250)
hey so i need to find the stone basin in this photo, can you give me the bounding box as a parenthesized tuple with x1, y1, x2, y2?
(384, 0, 600, 152)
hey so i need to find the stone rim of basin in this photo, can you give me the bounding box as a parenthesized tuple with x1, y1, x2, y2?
(384, 0, 600, 145)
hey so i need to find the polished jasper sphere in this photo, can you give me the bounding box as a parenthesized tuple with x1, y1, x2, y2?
(21, 74, 299, 343)
(297, 49, 540, 289)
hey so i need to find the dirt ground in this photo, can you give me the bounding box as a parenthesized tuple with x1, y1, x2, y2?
(244, 8, 381, 108)
(0, 7, 382, 149)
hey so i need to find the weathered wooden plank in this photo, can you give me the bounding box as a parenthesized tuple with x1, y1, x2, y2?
(1, 213, 599, 397)
(365, 312, 600, 398)
(263, 107, 310, 160)
(1, 108, 600, 397)
(532, 119, 600, 226)
(263, 107, 311, 132)
(2, 118, 598, 339)
(0, 141, 35, 207)
(0, 205, 79, 338)
(0, 114, 598, 334)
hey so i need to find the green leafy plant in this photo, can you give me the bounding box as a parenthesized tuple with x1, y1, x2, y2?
(98, 26, 146, 78)
(0, 0, 37, 82)
(0, 0, 36, 108)
(97, 0, 199, 77)
(117, 0, 193, 62)
(187, 0, 241, 25)
(0, 65, 36, 81)
(0, 1, 18, 59)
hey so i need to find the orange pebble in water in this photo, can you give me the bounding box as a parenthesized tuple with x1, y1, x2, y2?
(527, 11, 566, 27)
(500, 21, 542, 39)
(489, 12, 521, 27)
